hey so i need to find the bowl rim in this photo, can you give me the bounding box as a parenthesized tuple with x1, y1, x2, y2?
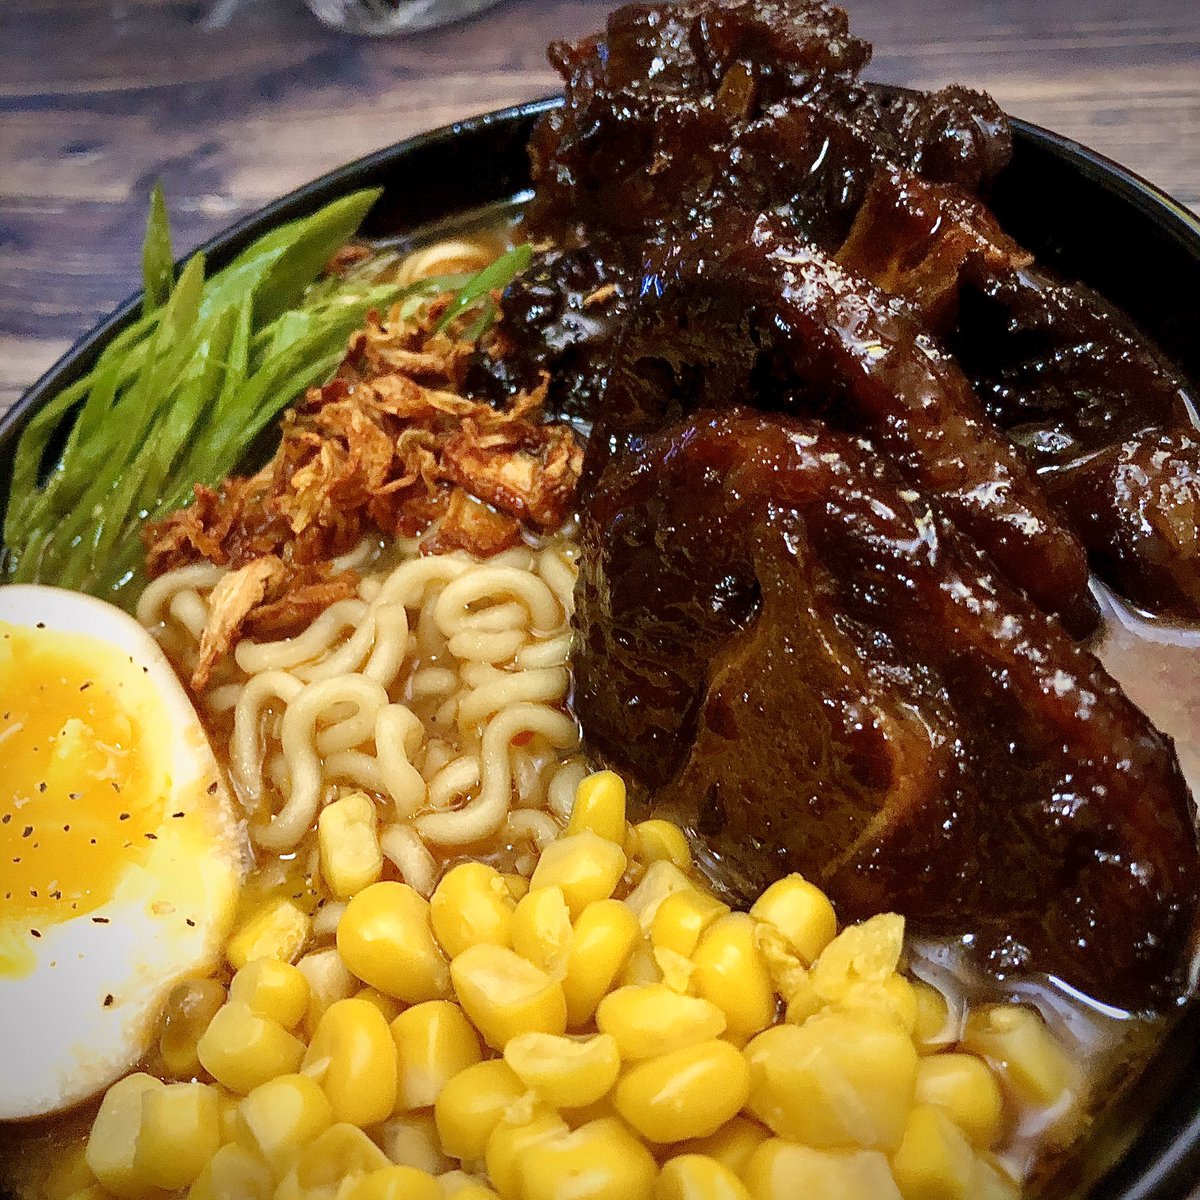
(2, 94, 1199, 1200)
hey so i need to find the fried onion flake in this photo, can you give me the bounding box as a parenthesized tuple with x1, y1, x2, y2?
(145, 295, 583, 684)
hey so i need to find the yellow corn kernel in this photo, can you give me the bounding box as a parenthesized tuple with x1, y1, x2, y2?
(341, 1165, 442, 1200)
(337, 881, 450, 1003)
(196, 1001, 305, 1095)
(317, 791, 383, 899)
(971, 1154, 1022, 1200)
(656, 1155, 754, 1200)
(503, 1031, 621, 1108)
(784, 913, 905, 1025)
(752, 924, 809, 1012)
(529, 832, 628, 918)
(444, 1188, 502, 1200)
(891, 1105, 975, 1200)
(297, 947, 356, 1038)
(434, 1059, 529, 1161)
(438, 1171, 488, 1196)
(876, 975, 919, 1036)
(961, 1004, 1076, 1109)
(567, 771, 628, 843)
(355, 987, 402, 1023)
(692, 914, 777, 1043)
(563, 900, 641, 1026)
(651, 889, 730, 958)
(656, 945, 696, 993)
(392, 1000, 483, 1110)
(787, 965, 913, 1036)
(302, 997, 398, 1126)
(133, 1081, 221, 1190)
(518, 1117, 659, 1200)
(614, 1039, 751, 1143)
(239, 1073, 333, 1173)
(560, 1096, 617, 1130)
(744, 1012, 917, 1151)
(597, 984, 726, 1060)
(619, 939, 664, 988)
(451, 943, 567, 1050)
(431, 862, 516, 959)
(912, 981, 954, 1053)
(503, 874, 530, 902)
(679, 1117, 770, 1176)
(226, 896, 311, 970)
(624, 861, 695, 930)
(749, 875, 837, 966)
(186, 1143, 272, 1200)
(915, 1053, 1005, 1148)
(229, 958, 309, 1030)
(742, 1141, 902, 1200)
(159, 977, 227, 1079)
(85, 1073, 163, 1199)
(510, 886, 573, 976)
(215, 1089, 241, 1145)
(287, 1123, 391, 1197)
(632, 819, 692, 871)
(60, 1191, 107, 1200)
(378, 1112, 452, 1175)
(485, 1106, 568, 1200)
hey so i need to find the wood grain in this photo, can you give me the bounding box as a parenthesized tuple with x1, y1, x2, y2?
(1, 0, 1198, 412)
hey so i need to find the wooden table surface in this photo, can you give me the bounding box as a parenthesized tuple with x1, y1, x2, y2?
(1, 0, 1198, 414)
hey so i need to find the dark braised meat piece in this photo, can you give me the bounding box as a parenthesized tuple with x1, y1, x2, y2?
(576, 408, 1199, 1010)
(840, 167, 1200, 617)
(836, 166, 1035, 331)
(525, 0, 867, 244)
(588, 213, 1096, 634)
(1045, 430, 1200, 619)
(475, 1, 1011, 426)
(466, 244, 632, 424)
(525, 0, 1009, 249)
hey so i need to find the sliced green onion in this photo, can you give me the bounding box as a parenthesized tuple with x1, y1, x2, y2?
(3, 187, 531, 605)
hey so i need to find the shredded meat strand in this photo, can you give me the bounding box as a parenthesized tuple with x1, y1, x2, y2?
(192, 556, 284, 691)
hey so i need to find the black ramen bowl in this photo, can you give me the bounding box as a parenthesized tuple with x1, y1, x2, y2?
(1, 96, 1199, 1200)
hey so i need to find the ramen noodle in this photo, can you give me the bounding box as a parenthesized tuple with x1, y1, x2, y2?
(137, 532, 586, 893)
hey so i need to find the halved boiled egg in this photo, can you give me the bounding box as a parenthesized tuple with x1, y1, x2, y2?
(0, 585, 245, 1120)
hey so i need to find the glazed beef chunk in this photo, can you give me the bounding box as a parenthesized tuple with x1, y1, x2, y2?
(576, 409, 1199, 1010)
(840, 168, 1200, 618)
(472, 0, 1011, 422)
(586, 214, 1096, 635)
(523, 0, 1007, 248)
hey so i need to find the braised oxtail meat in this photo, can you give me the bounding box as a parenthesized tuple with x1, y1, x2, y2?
(476, 1, 1011, 425)
(1045, 430, 1200, 619)
(524, 0, 1008, 248)
(839, 167, 1196, 450)
(524, 0, 868, 244)
(587, 213, 1096, 633)
(839, 167, 1200, 616)
(575, 408, 1200, 1010)
(836, 165, 1036, 331)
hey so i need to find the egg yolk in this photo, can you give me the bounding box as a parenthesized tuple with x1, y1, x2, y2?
(0, 621, 170, 955)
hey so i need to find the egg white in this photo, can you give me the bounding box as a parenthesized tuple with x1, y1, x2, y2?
(0, 585, 246, 1120)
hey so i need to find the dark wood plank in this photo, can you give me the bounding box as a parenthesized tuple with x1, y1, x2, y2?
(2, 0, 1198, 412)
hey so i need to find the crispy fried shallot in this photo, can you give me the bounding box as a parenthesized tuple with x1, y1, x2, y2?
(192, 556, 284, 691)
(145, 301, 582, 684)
